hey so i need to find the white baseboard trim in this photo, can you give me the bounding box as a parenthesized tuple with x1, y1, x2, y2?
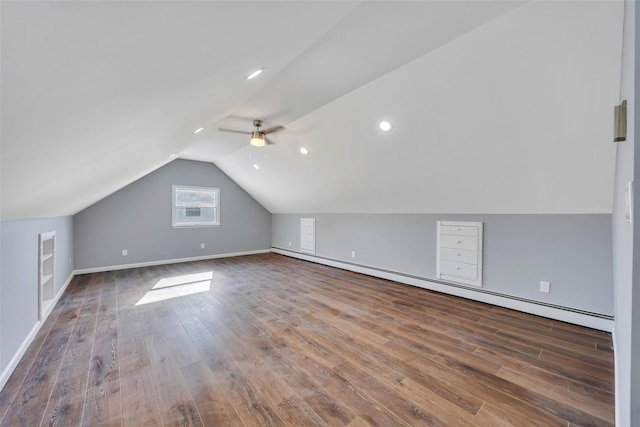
(0, 272, 74, 392)
(73, 249, 272, 275)
(273, 248, 614, 332)
(612, 326, 623, 427)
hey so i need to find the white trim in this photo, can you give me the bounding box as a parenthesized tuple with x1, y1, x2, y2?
(272, 248, 613, 332)
(0, 271, 74, 392)
(612, 326, 622, 427)
(172, 185, 220, 228)
(73, 249, 271, 275)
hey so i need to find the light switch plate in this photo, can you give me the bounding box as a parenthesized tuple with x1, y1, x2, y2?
(625, 181, 633, 224)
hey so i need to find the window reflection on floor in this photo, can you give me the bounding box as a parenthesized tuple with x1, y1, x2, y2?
(135, 271, 213, 305)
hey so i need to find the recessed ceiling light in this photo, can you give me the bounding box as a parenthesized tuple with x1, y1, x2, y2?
(193, 127, 204, 134)
(246, 68, 264, 80)
(253, 164, 260, 170)
(300, 147, 309, 155)
(379, 121, 392, 132)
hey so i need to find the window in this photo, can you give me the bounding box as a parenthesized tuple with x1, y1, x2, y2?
(172, 185, 220, 227)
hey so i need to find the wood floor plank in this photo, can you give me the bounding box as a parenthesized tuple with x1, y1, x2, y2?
(120, 365, 162, 426)
(275, 394, 329, 427)
(221, 363, 286, 427)
(39, 276, 103, 427)
(180, 361, 244, 427)
(474, 345, 614, 394)
(293, 312, 486, 417)
(0, 276, 86, 424)
(1, 277, 89, 427)
(144, 333, 204, 426)
(498, 365, 614, 425)
(346, 416, 371, 427)
(0, 253, 615, 426)
(477, 401, 560, 427)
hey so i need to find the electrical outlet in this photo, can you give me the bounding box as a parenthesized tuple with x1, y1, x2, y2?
(540, 281, 550, 293)
(351, 251, 356, 258)
(288, 241, 292, 247)
(122, 249, 128, 256)
(201, 243, 205, 249)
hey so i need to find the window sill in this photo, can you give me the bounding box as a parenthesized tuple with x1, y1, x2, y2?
(172, 224, 220, 229)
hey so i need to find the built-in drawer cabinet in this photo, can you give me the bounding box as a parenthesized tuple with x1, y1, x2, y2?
(439, 235, 478, 251)
(437, 221, 483, 287)
(439, 247, 478, 265)
(439, 260, 478, 280)
(300, 218, 316, 254)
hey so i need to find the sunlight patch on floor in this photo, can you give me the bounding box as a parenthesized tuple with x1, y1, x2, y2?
(135, 271, 213, 305)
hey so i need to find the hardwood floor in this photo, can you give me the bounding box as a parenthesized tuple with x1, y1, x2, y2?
(0, 253, 614, 426)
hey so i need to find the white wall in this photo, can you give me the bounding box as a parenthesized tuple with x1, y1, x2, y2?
(223, 1, 623, 216)
(612, 1, 638, 425)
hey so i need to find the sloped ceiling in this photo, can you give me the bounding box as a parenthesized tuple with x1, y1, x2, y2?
(1, 1, 623, 221)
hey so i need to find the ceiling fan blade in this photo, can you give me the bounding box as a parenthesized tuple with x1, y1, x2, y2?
(218, 128, 251, 135)
(262, 125, 285, 135)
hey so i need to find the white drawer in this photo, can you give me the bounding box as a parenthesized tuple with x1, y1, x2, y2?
(439, 235, 478, 251)
(439, 248, 478, 265)
(440, 260, 478, 280)
(440, 225, 478, 237)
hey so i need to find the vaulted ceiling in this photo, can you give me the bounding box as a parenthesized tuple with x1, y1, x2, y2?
(1, 1, 623, 221)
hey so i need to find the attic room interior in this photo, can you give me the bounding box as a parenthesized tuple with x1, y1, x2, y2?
(1, 0, 639, 426)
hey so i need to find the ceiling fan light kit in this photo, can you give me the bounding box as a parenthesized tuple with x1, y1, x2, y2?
(219, 118, 285, 147)
(250, 131, 266, 146)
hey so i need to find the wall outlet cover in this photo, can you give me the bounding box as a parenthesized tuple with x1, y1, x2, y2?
(122, 249, 128, 256)
(540, 281, 550, 293)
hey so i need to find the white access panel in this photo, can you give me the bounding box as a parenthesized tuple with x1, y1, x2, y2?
(436, 221, 483, 287)
(300, 218, 316, 254)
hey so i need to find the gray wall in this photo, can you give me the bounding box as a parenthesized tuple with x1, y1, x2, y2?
(0, 216, 74, 379)
(74, 159, 271, 270)
(272, 213, 613, 316)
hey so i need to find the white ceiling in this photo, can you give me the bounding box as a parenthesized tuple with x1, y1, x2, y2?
(1, 1, 623, 220)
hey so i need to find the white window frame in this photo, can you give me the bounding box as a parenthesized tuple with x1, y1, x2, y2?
(172, 185, 220, 228)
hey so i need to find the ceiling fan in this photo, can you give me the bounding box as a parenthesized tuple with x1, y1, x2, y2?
(218, 119, 285, 147)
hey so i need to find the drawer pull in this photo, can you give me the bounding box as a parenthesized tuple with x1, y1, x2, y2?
(456, 267, 461, 270)
(456, 240, 462, 243)
(457, 253, 461, 256)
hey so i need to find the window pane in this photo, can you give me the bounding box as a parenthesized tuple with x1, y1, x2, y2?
(172, 185, 219, 227)
(175, 207, 216, 224)
(176, 190, 216, 207)
(185, 207, 201, 217)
